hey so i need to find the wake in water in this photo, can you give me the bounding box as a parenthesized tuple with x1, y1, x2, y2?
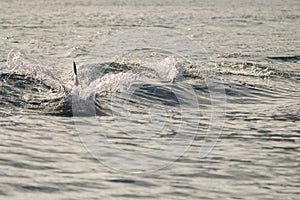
(0, 50, 205, 116)
(1, 49, 297, 117)
(0, 50, 72, 116)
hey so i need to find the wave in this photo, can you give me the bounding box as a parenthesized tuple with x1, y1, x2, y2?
(0, 50, 206, 116)
(217, 61, 295, 79)
(1, 49, 297, 117)
(267, 55, 300, 62)
(0, 72, 71, 116)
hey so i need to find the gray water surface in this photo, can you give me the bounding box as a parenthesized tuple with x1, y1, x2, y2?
(0, 0, 299, 199)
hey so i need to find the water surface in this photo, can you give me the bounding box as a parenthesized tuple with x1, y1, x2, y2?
(0, 0, 299, 199)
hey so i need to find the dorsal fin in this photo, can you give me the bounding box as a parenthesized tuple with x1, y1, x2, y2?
(73, 61, 79, 86)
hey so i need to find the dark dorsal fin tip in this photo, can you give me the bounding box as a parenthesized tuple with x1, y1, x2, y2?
(73, 61, 77, 76)
(73, 61, 79, 86)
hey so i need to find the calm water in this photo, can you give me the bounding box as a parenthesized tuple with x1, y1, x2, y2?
(0, 0, 299, 199)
